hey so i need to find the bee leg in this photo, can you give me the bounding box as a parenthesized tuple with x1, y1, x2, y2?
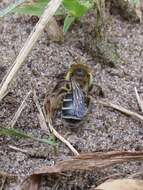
(43, 96, 56, 122)
(86, 95, 98, 115)
(89, 84, 104, 97)
(44, 91, 66, 123)
(52, 80, 71, 94)
(52, 80, 67, 93)
(85, 95, 91, 113)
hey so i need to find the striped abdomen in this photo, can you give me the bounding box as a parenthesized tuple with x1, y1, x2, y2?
(62, 80, 87, 123)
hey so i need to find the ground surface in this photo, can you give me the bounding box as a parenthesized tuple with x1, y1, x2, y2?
(0, 2, 143, 190)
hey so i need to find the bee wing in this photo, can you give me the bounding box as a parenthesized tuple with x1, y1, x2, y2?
(71, 80, 87, 118)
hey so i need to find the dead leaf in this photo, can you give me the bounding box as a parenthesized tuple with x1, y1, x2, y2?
(45, 17, 64, 42)
(20, 151, 143, 190)
(94, 179, 143, 190)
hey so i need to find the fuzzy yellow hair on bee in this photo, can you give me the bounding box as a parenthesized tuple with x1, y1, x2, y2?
(65, 62, 93, 92)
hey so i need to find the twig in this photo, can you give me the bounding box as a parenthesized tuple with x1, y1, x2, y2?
(9, 145, 52, 158)
(135, 87, 143, 112)
(32, 90, 48, 132)
(48, 119, 79, 156)
(8, 145, 28, 154)
(0, 0, 63, 102)
(0, 90, 9, 101)
(99, 100, 143, 122)
(9, 90, 32, 128)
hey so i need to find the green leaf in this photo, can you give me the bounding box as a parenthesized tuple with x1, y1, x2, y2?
(63, 0, 92, 18)
(48, 134, 57, 145)
(38, 138, 56, 145)
(0, 127, 31, 138)
(0, 127, 55, 145)
(13, 0, 49, 16)
(63, 15, 75, 33)
(0, 0, 27, 18)
(130, 0, 140, 5)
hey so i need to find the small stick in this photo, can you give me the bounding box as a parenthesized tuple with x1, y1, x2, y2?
(9, 145, 49, 158)
(99, 100, 143, 122)
(135, 87, 143, 112)
(8, 145, 28, 154)
(48, 119, 79, 156)
(32, 90, 48, 132)
(9, 90, 32, 128)
(0, 90, 9, 101)
(0, 0, 63, 102)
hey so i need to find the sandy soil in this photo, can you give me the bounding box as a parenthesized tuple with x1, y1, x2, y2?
(0, 3, 143, 190)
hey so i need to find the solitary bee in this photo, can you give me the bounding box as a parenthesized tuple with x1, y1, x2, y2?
(44, 62, 93, 126)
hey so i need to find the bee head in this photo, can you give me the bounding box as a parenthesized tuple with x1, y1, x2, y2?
(65, 63, 93, 91)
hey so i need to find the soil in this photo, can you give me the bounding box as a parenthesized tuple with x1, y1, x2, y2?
(0, 2, 143, 190)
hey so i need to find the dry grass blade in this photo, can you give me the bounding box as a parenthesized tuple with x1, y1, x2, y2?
(48, 120, 79, 156)
(135, 87, 143, 113)
(9, 90, 32, 128)
(99, 100, 143, 122)
(32, 90, 48, 132)
(0, 90, 9, 101)
(8, 145, 28, 154)
(20, 151, 143, 190)
(0, 0, 63, 102)
(9, 145, 51, 158)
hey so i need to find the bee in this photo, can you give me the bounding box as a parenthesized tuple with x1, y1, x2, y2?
(44, 62, 93, 126)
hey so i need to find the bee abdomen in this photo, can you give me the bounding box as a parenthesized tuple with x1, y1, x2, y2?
(62, 93, 86, 123)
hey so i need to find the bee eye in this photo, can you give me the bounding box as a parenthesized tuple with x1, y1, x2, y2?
(75, 69, 85, 77)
